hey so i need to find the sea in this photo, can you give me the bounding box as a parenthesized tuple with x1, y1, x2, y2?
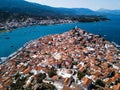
(0, 15, 120, 62)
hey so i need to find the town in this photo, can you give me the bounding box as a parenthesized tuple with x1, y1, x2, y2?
(0, 10, 108, 31)
(0, 28, 120, 90)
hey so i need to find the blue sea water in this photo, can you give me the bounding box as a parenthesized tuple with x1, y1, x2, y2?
(0, 15, 120, 62)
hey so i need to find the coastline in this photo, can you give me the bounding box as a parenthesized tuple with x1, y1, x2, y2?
(0, 19, 108, 34)
(0, 40, 33, 65)
(0, 29, 7, 33)
(0, 20, 76, 33)
(112, 42, 120, 48)
(0, 16, 109, 33)
(0, 30, 120, 65)
(0, 28, 120, 90)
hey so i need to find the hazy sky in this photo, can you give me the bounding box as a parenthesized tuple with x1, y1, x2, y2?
(25, 0, 120, 10)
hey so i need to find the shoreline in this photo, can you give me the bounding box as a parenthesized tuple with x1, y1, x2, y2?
(0, 40, 33, 65)
(0, 32, 120, 65)
(112, 41, 120, 48)
(0, 29, 7, 33)
(0, 28, 120, 90)
(0, 21, 77, 33)
(0, 16, 109, 33)
(0, 19, 109, 34)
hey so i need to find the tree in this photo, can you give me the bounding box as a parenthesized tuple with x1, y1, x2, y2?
(37, 73, 46, 83)
(10, 77, 27, 90)
(48, 67, 57, 78)
(14, 72, 21, 80)
(107, 71, 115, 78)
(115, 78, 120, 85)
(77, 71, 85, 80)
(96, 87, 103, 90)
(95, 79, 105, 87)
(36, 83, 55, 90)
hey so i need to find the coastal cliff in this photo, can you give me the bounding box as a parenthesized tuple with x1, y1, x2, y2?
(0, 28, 120, 90)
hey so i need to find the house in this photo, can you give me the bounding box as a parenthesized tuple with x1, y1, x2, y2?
(43, 78, 54, 84)
(54, 80, 64, 90)
(71, 83, 84, 90)
(3, 78, 11, 88)
(91, 75, 98, 82)
(64, 77, 74, 87)
(79, 66, 86, 72)
(113, 83, 120, 90)
(52, 75, 59, 81)
(62, 85, 71, 90)
(64, 78, 70, 86)
(111, 73, 120, 83)
(23, 66, 31, 74)
(0, 84, 6, 90)
(57, 69, 73, 78)
(36, 66, 42, 71)
(0, 78, 2, 82)
(81, 77, 92, 89)
(104, 78, 111, 85)
(104, 87, 112, 90)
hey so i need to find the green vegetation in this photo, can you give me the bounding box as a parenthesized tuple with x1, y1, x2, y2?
(107, 71, 115, 78)
(77, 71, 86, 80)
(77, 68, 88, 80)
(115, 78, 120, 85)
(10, 76, 27, 90)
(96, 87, 104, 90)
(0, 10, 34, 23)
(14, 73, 21, 80)
(72, 15, 109, 22)
(48, 67, 57, 78)
(0, 9, 109, 31)
(10, 73, 56, 90)
(36, 83, 55, 90)
(0, 30, 6, 33)
(37, 73, 46, 83)
(95, 79, 105, 87)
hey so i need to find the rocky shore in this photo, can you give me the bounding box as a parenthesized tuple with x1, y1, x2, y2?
(0, 28, 119, 90)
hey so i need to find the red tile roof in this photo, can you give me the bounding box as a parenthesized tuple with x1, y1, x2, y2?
(81, 77, 92, 87)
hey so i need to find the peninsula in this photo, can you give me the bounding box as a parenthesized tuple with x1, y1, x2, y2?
(0, 28, 120, 90)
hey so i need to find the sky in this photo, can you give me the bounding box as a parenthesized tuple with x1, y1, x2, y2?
(25, 0, 120, 10)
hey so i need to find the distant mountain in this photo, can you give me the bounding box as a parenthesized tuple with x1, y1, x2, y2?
(0, 0, 60, 16)
(56, 8, 96, 15)
(2, 0, 119, 16)
(0, 0, 109, 31)
(0, 0, 97, 16)
(97, 9, 120, 15)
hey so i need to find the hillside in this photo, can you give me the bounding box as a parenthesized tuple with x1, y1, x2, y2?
(1, 0, 119, 16)
(97, 9, 120, 15)
(0, 0, 59, 16)
(0, 0, 95, 16)
(0, 9, 108, 31)
(0, 0, 109, 31)
(0, 28, 120, 90)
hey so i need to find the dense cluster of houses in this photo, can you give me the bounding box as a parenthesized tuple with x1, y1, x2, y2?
(0, 28, 120, 90)
(0, 18, 73, 30)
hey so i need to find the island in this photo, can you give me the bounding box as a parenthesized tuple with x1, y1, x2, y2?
(0, 28, 119, 90)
